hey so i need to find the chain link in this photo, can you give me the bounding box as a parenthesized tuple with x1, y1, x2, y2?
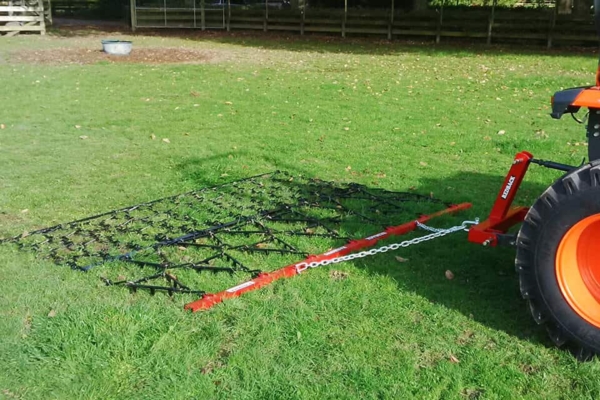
(295, 218, 479, 273)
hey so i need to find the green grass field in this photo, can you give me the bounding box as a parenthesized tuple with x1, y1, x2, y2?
(2, 30, 600, 399)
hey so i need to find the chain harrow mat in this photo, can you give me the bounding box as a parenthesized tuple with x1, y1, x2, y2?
(1, 171, 463, 309)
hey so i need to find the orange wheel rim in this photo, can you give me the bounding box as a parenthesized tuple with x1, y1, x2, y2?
(556, 214, 600, 328)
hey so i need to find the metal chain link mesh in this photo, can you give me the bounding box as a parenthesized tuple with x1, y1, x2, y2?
(1, 171, 462, 298)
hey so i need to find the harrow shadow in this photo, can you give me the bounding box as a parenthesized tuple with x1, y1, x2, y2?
(0, 171, 448, 294)
(174, 160, 555, 344)
(1, 167, 555, 346)
(372, 171, 552, 345)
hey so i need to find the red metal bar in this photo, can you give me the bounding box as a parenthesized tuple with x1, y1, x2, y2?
(184, 202, 472, 312)
(468, 151, 533, 246)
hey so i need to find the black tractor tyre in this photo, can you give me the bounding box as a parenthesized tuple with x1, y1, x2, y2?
(515, 161, 600, 361)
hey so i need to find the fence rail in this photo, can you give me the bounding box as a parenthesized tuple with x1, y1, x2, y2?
(0, 2, 46, 36)
(131, 2, 597, 47)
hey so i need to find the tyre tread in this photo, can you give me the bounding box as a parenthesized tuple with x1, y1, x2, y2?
(515, 164, 598, 360)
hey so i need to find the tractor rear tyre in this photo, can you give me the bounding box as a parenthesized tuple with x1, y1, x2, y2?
(516, 161, 600, 360)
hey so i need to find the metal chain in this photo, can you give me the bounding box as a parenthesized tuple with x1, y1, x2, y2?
(295, 218, 479, 273)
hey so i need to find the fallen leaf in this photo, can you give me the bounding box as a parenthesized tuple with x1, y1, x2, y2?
(0, 124, 5, 129)
(21, 209, 28, 213)
(330, 270, 349, 280)
(224, 101, 233, 105)
(497, 130, 506, 135)
(343, 127, 350, 131)
(165, 272, 178, 281)
(220, 173, 229, 177)
(449, 354, 460, 363)
(79, 135, 88, 140)
(47, 309, 57, 318)
(162, 138, 170, 143)
(117, 275, 127, 280)
(305, 228, 315, 234)
(151, 134, 156, 140)
(420, 161, 428, 166)
(190, 91, 200, 97)
(75, 125, 81, 129)
(178, 246, 187, 251)
(395, 256, 408, 262)
(345, 166, 352, 171)
(256, 242, 268, 248)
(201, 365, 213, 375)
(445, 270, 455, 280)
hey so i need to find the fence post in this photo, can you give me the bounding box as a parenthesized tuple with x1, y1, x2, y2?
(547, 2, 557, 48)
(436, 0, 444, 44)
(45, 0, 52, 26)
(300, 6, 305, 35)
(487, 0, 496, 45)
(130, 0, 136, 31)
(201, 0, 205, 30)
(264, 0, 268, 31)
(342, 0, 347, 37)
(227, 0, 231, 31)
(388, 0, 394, 40)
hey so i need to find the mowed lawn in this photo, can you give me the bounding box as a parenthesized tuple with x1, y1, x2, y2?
(1, 29, 600, 399)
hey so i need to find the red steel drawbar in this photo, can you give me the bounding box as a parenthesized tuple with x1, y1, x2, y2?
(184, 202, 472, 312)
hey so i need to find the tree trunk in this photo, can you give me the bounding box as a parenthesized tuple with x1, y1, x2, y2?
(412, 0, 427, 11)
(557, 0, 573, 14)
(573, 0, 592, 16)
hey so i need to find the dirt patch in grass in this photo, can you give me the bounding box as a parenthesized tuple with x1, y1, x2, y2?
(10, 47, 224, 65)
(0, 212, 28, 240)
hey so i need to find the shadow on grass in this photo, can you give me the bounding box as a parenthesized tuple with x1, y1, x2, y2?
(4, 149, 553, 347)
(386, 171, 550, 346)
(171, 156, 553, 347)
(47, 18, 598, 60)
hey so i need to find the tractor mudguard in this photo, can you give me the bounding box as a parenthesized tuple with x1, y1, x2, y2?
(551, 86, 589, 119)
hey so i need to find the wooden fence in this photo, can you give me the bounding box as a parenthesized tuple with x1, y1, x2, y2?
(131, 2, 597, 47)
(51, 0, 92, 15)
(0, 1, 47, 36)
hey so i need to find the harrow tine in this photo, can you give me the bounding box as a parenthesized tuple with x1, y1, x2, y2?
(4, 171, 465, 307)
